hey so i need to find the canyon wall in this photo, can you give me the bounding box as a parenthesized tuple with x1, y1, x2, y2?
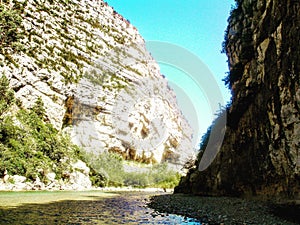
(175, 0, 299, 198)
(0, 0, 194, 170)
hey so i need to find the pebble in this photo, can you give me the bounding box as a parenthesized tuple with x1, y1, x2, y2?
(148, 194, 300, 224)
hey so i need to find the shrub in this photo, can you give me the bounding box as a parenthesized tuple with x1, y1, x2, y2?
(0, 81, 82, 180)
(83, 151, 181, 188)
(0, 3, 24, 53)
(82, 152, 125, 186)
(31, 96, 46, 119)
(0, 75, 15, 116)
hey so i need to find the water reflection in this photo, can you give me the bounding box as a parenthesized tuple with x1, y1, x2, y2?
(0, 191, 200, 224)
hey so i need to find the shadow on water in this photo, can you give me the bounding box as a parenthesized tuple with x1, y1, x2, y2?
(0, 192, 201, 225)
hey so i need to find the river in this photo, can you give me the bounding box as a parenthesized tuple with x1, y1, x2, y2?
(0, 191, 200, 225)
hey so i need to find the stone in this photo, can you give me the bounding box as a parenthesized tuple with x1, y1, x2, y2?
(3, 174, 10, 183)
(71, 160, 90, 175)
(69, 171, 92, 190)
(12, 175, 27, 184)
(33, 177, 45, 190)
(46, 172, 56, 182)
(176, 0, 300, 199)
(1, 0, 194, 172)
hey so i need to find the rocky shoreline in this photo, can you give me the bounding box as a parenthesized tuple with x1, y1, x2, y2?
(0, 160, 92, 191)
(148, 193, 300, 225)
(0, 174, 172, 193)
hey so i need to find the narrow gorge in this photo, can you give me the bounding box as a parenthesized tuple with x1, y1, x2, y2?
(0, 0, 299, 223)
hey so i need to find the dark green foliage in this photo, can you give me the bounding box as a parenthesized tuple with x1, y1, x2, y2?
(0, 108, 81, 180)
(31, 96, 46, 119)
(0, 3, 24, 54)
(0, 75, 15, 116)
(0, 79, 81, 180)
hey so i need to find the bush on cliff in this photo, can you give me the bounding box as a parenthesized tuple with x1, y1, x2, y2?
(0, 75, 82, 182)
(0, 3, 24, 54)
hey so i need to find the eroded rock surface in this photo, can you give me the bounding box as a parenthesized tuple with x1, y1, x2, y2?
(1, 0, 194, 170)
(176, 0, 299, 198)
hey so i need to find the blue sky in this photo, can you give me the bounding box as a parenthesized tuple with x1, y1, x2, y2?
(106, 0, 235, 146)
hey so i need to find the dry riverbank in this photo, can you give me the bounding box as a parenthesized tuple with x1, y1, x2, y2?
(148, 193, 300, 224)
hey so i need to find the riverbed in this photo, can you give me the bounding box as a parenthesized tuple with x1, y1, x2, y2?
(0, 191, 200, 224)
(0, 191, 298, 224)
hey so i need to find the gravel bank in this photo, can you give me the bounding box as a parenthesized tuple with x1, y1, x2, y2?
(148, 193, 300, 224)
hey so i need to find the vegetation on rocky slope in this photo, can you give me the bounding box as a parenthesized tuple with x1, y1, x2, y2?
(0, 2, 24, 53)
(0, 74, 180, 188)
(0, 75, 82, 182)
(1, 0, 194, 169)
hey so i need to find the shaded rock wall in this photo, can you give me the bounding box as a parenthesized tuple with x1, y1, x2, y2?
(175, 0, 299, 198)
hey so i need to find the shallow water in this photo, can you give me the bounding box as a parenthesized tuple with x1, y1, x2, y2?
(0, 191, 201, 224)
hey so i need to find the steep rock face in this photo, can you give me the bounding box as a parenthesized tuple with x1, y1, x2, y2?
(175, 0, 299, 197)
(0, 0, 194, 169)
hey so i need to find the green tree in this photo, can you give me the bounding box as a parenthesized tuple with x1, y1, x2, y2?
(0, 79, 83, 181)
(83, 152, 125, 186)
(0, 75, 15, 116)
(0, 3, 23, 53)
(32, 96, 46, 119)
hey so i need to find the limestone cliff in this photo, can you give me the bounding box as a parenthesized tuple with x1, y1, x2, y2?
(175, 0, 299, 198)
(0, 0, 194, 170)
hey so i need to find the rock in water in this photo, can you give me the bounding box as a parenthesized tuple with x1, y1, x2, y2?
(175, 0, 299, 198)
(0, 0, 194, 171)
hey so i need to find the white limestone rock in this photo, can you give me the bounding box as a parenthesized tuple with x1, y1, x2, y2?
(1, 0, 194, 172)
